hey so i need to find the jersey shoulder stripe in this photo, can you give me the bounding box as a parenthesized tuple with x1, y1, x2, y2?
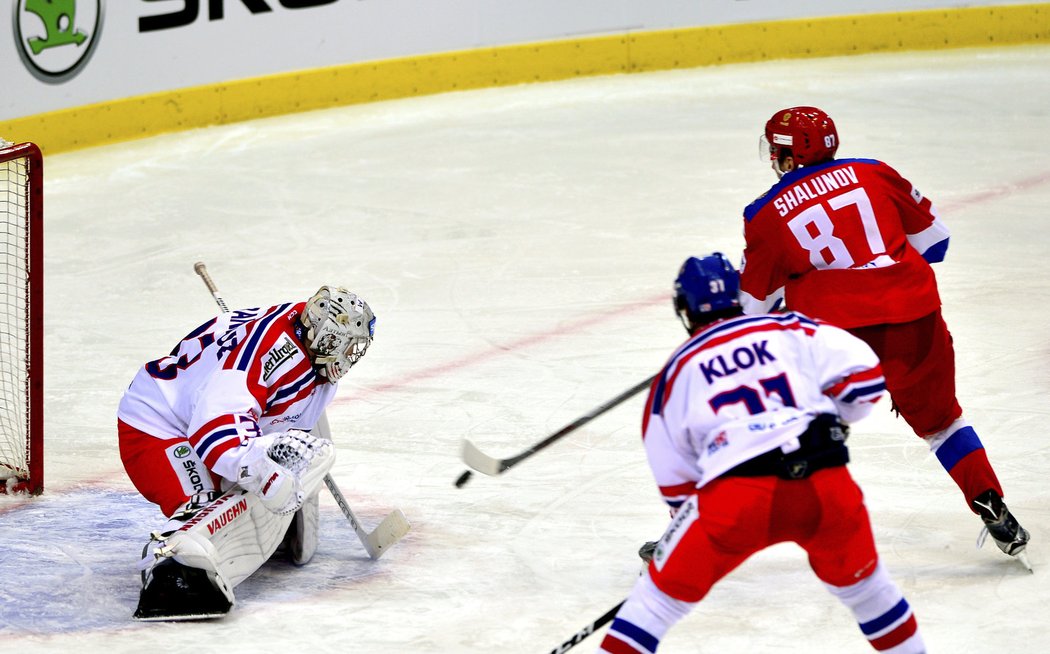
(651, 313, 817, 416)
(190, 415, 243, 469)
(825, 365, 886, 404)
(243, 323, 310, 408)
(190, 413, 260, 470)
(194, 426, 239, 462)
(268, 366, 317, 405)
(265, 368, 319, 417)
(217, 308, 263, 372)
(744, 157, 883, 221)
(234, 303, 294, 372)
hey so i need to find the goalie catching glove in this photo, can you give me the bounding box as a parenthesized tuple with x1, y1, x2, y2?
(238, 430, 334, 515)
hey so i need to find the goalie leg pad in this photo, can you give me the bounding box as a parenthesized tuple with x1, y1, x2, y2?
(134, 433, 336, 619)
(268, 431, 332, 563)
(172, 488, 294, 587)
(283, 491, 321, 566)
(138, 488, 294, 609)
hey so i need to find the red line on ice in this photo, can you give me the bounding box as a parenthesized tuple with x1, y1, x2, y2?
(332, 291, 669, 403)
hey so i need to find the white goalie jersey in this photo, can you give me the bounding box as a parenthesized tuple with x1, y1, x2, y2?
(642, 312, 886, 509)
(118, 302, 336, 484)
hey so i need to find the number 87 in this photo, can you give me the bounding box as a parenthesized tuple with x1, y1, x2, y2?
(786, 188, 887, 269)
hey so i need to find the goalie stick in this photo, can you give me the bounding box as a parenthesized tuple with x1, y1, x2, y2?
(457, 374, 656, 484)
(314, 413, 411, 560)
(193, 261, 410, 560)
(548, 600, 624, 654)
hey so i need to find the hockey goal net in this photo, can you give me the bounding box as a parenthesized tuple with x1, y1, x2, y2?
(0, 140, 43, 495)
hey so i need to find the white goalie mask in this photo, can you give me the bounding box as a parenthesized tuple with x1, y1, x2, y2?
(300, 286, 375, 382)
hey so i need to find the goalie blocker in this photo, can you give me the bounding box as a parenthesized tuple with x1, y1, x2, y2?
(134, 431, 334, 621)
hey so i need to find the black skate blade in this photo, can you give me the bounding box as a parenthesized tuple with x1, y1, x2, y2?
(133, 608, 231, 622)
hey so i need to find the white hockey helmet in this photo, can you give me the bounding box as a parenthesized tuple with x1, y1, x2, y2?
(300, 286, 375, 381)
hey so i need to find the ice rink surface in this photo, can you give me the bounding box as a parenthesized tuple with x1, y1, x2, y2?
(2, 44, 1049, 653)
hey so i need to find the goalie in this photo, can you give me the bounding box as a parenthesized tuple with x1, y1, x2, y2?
(117, 286, 375, 620)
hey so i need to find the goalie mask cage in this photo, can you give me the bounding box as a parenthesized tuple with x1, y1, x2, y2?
(0, 141, 43, 495)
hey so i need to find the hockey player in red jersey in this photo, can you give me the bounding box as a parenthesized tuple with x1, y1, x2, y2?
(738, 106, 1029, 566)
(601, 254, 925, 654)
(117, 286, 375, 620)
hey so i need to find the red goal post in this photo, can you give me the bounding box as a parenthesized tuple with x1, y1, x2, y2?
(0, 140, 43, 495)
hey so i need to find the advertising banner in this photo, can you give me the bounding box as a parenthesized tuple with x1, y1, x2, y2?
(3, 1, 1036, 121)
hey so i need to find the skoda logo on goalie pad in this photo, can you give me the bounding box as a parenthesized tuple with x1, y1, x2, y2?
(14, 0, 104, 84)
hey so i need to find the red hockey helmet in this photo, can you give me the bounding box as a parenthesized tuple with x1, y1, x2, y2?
(763, 106, 839, 168)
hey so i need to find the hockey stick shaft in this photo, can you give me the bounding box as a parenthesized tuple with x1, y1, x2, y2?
(193, 262, 409, 559)
(193, 261, 229, 313)
(549, 601, 624, 654)
(461, 374, 656, 476)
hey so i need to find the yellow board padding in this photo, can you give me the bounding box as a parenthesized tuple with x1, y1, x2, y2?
(3, 3, 1047, 155)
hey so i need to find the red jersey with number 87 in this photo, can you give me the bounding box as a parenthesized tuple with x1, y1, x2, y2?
(739, 158, 950, 329)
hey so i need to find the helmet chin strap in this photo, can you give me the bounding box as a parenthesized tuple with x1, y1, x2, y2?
(773, 155, 795, 179)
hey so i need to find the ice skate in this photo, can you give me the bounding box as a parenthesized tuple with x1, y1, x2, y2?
(133, 558, 234, 621)
(973, 490, 1032, 572)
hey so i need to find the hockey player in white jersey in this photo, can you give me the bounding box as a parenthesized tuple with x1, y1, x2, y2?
(600, 254, 925, 653)
(117, 286, 374, 620)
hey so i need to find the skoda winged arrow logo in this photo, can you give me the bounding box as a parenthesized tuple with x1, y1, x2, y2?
(14, 0, 104, 83)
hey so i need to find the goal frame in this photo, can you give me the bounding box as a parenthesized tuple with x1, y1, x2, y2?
(0, 141, 43, 495)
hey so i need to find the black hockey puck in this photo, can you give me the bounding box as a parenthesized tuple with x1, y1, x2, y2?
(454, 470, 472, 488)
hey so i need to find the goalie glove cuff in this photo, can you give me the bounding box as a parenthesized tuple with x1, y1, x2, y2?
(239, 458, 303, 515)
(238, 430, 334, 515)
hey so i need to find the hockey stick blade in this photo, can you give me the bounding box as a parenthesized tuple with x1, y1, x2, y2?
(461, 438, 507, 476)
(364, 508, 412, 557)
(460, 374, 657, 478)
(324, 475, 410, 560)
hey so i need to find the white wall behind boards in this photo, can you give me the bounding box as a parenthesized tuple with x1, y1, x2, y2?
(1, 0, 1036, 121)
